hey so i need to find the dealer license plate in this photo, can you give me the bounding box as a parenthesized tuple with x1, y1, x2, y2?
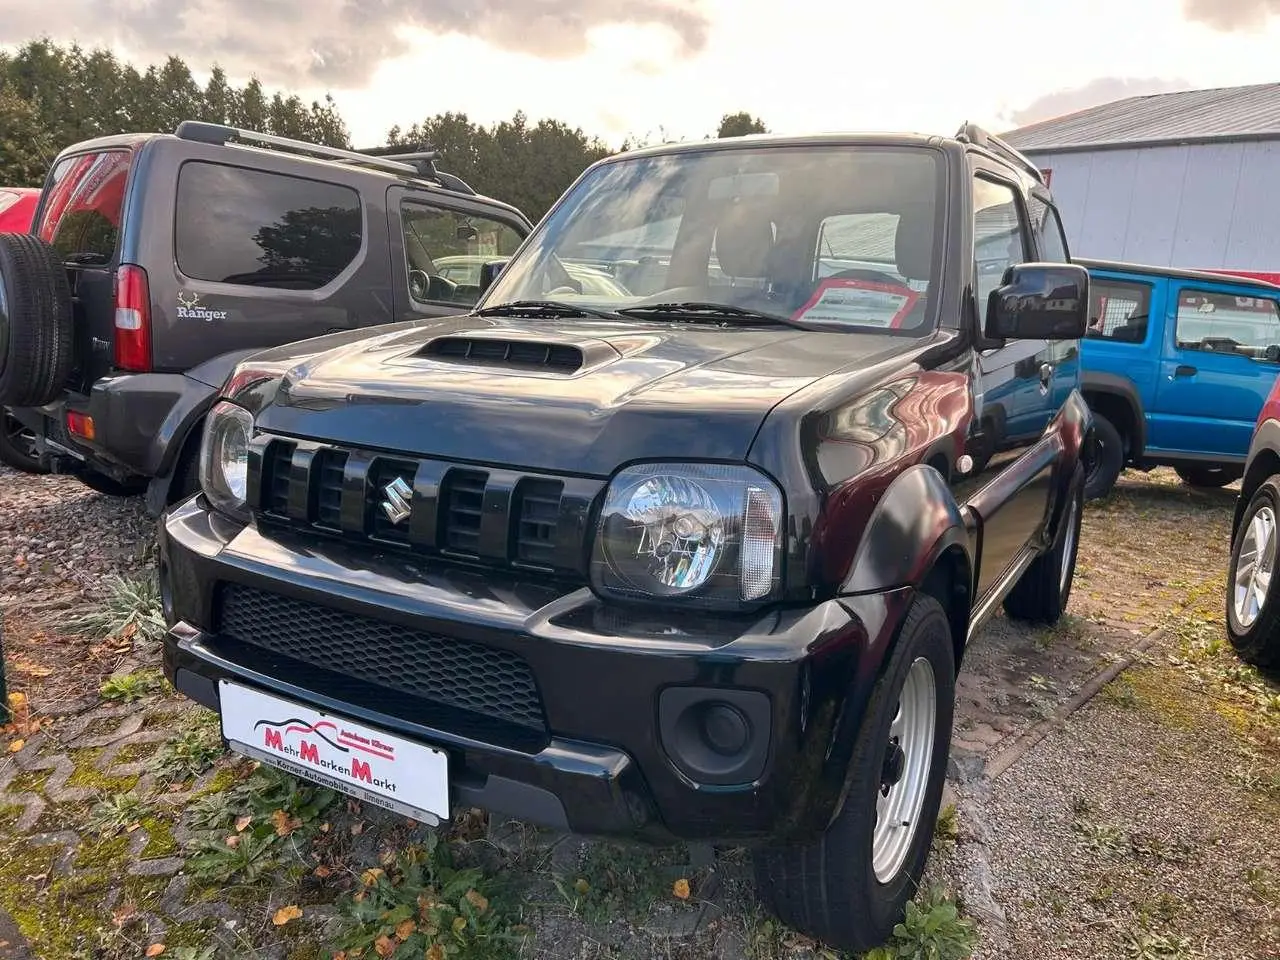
(218, 681, 450, 825)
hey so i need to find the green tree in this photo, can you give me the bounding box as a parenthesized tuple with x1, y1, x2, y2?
(716, 111, 768, 138)
(0, 82, 51, 185)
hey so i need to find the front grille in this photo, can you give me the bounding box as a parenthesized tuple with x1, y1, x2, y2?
(216, 583, 547, 731)
(249, 435, 603, 578)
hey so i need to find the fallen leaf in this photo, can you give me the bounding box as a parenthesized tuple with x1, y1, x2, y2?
(121, 622, 138, 640)
(574, 878, 590, 896)
(111, 903, 138, 927)
(360, 867, 383, 886)
(272, 904, 302, 926)
(373, 934, 396, 958)
(313, 864, 332, 878)
(224, 835, 241, 849)
(427, 945, 445, 960)
(464, 889, 489, 914)
(145, 945, 165, 957)
(394, 918, 416, 940)
(8, 740, 24, 753)
(350, 821, 365, 836)
(234, 815, 252, 832)
(672, 878, 691, 900)
(271, 808, 302, 836)
(319, 822, 331, 833)
(451, 916, 466, 934)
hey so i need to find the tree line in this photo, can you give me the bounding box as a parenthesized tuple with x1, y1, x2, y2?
(0, 40, 768, 221)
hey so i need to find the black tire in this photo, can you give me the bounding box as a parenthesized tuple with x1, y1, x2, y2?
(0, 410, 47, 473)
(1004, 465, 1084, 625)
(75, 468, 148, 498)
(0, 233, 74, 406)
(1225, 476, 1280, 670)
(1175, 464, 1242, 489)
(1084, 413, 1123, 500)
(751, 593, 956, 952)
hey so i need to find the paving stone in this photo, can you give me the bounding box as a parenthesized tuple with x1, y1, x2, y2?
(0, 907, 35, 960)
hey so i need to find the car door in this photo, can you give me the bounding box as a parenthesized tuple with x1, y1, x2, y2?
(964, 172, 1057, 597)
(1149, 280, 1280, 459)
(387, 186, 530, 321)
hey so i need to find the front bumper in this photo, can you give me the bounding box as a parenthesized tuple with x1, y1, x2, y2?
(160, 497, 913, 844)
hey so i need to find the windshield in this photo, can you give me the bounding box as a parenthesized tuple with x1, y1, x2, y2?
(481, 144, 945, 333)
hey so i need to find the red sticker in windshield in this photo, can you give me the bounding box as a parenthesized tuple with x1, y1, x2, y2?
(792, 278, 920, 328)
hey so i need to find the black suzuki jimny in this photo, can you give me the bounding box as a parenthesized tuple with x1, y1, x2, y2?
(159, 123, 1093, 950)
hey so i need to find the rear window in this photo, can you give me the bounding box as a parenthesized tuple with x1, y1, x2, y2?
(175, 162, 362, 290)
(36, 151, 132, 263)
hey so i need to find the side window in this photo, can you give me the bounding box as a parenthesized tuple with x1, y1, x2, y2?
(972, 177, 1029, 308)
(401, 202, 525, 307)
(37, 150, 132, 263)
(1175, 287, 1280, 358)
(1086, 279, 1152, 343)
(1027, 194, 1069, 262)
(175, 162, 362, 290)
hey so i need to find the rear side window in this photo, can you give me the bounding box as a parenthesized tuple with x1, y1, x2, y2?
(176, 162, 362, 290)
(37, 150, 132, 263)
(1087, 278, 1152, 343)
(1175, 287, 1280, 357)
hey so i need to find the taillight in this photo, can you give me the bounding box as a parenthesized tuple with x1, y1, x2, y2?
(114, 264, 152, 372)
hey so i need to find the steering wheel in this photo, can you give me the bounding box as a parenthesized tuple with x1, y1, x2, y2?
(408, 270, 458, 303)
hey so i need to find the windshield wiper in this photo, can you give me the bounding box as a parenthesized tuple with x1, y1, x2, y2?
(616, 302, 803, 328)
(473, 300, 627, 321)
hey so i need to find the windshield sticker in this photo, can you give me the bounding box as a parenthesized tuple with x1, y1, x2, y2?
(792, 279, 920, 328)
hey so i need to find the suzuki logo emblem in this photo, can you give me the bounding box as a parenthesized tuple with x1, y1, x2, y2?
(380, 476, 413, 525)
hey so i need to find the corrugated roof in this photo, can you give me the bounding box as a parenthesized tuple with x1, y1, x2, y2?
(1002, 82, 1280, 153)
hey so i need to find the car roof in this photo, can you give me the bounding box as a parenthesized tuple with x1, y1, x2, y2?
(1076, 257, 1280, 292)
(604, 131, 949, 162)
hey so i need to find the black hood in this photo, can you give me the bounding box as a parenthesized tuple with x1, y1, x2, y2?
(252, 315, 928, 477)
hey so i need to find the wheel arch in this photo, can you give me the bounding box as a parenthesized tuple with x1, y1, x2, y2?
(1081, 371, 1144, 459)
(1234, 421, 1280, 543)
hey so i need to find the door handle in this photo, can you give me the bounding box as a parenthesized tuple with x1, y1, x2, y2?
(1039, 362, 1053, 385)
(1174, 364, 1197, 378)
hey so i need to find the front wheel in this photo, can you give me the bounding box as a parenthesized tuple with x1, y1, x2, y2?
(1226, 477, 1280, 670)
(751, 593, 956, 952)
(1175, 464, 1242, 489)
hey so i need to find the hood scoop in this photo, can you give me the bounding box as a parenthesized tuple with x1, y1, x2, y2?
(417, 331, 620, 375)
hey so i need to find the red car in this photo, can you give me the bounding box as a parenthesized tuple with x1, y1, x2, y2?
(1228, 375, 1280, 669)
(0, 187, 39, 233)
(0, 187, 45, 474)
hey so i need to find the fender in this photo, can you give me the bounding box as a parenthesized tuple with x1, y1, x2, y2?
(1081, 369, 1145, 457)
(1234, 418, 1280, 537)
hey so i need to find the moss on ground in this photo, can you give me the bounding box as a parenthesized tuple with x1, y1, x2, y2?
(139, 815, 178, 859)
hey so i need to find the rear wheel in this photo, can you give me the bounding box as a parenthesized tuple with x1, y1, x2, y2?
(0, 233, 74, 406)
(1175, 464, 1242, 489)
(1084, 413, 1123, 500)
(0, 410, 46, 473)
(751, 593, 955, 952)
(1226, 476, 1280, 670)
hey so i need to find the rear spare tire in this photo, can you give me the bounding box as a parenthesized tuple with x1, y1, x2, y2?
(0, 233, 74, 406)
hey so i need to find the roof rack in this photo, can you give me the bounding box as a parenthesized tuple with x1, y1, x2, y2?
(173, 121, 477, 195)
(955, 121, 1044, 184)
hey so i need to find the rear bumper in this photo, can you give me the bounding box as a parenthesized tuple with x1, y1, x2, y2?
(159, 496, 914, 844)
(9, 373, 213, 479)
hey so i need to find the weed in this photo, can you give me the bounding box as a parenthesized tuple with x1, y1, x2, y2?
(86, 792, 149, 835)
(1099, 677, 1139, 709)
(864, 886, 977, 960)
(155, 711, 225, 782)
(1245, 866, 1279, 905)
(186, 828, 280, 883)
(1122, 929, 1191, 960)
(333, 833, 525, 959)
(1073, 817, 1128, 855)
(67, 574, 168, 644)
(553, 841, 692, 924)
(100, 669, 163, 703)
(934, 804, 960, 847)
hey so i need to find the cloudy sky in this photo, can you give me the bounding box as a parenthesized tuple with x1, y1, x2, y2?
(5, 0, 1280, 146)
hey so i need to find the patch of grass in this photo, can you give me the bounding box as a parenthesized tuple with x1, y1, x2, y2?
(864, 886, 977, 960)
(1122, 928, 1191, 960)
(333, 833, 527, 960)
(186, 828, 281, 884)
(552, 840, 694, 925)
(1245, 866, 1279, 906)
(1073, 817, 1129, 856)
(1099, 676, 1139, 709)
(933, 804, 959, 848)
(100, 668, 164, 703)
(86, 791, 150, 835)
(66, 573, 167, 644)
(155, 710, 225, 782)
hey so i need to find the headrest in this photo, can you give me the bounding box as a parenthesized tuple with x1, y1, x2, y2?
(895, 207, 935, 282)
(715, 204, 775, 279)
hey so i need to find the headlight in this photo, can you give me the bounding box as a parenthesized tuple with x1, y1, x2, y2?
(200, 400, 254, 519)
(590, 463, 785, 609)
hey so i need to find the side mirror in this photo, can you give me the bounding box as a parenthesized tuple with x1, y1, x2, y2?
(478, 258, 509, 295)
(984, 262, 1090, 341)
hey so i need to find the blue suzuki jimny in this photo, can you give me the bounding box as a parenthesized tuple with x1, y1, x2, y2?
(1078, 258, 1280, 499)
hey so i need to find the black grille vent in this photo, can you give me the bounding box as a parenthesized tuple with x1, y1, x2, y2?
(215, 584, 546, 731)
(264, 441, 295, 515)
(312, 449, 348, 529)
(443, 470, 487, 554)
(424, 337, 583, 372)
(515, 479, 563, 564)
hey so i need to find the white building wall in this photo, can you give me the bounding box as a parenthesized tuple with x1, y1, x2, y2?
(1025, 139, 1280, 272)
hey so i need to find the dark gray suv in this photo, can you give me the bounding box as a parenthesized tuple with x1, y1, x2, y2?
(0, 122, 532, 512)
